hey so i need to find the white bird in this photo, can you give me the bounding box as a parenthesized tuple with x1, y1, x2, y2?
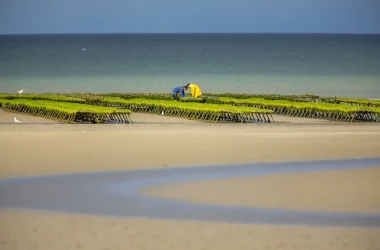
(161, 111, 164, 115)
(17, 89, 23, 94)
(14, 117, 21, 123)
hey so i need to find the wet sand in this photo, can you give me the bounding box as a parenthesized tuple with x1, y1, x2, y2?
(146, 166, 380, 214)
(1, 110, 380, 250)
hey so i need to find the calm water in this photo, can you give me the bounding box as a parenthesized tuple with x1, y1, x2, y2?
(0, 33, 379, 98)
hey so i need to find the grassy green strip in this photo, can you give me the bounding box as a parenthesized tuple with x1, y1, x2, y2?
(205, 93, 380, 107)
(96, 93, 174, 100)
(102, 97, 273, 114)
(0, 99, 130, 114)
(0, 99, 132, 123)
(179, 97, 205, 103)
(86, 97, 274, 123)
(204, 93, 320, 102)
(215, 97, 380, 114)
(0, 93, 86, 103)
(1, 93, 378, 108)
(211, 97, 380, 122)
(334, 97, 380, 107)
(99, 92, 320, 102)
(2, 92, 378, 108)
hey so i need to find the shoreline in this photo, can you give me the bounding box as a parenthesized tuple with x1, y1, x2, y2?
(1, 158, 380, 227)
(145, 165, 380, 215)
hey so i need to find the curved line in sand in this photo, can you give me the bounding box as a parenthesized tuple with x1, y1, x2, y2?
(0, 158, 380, 228)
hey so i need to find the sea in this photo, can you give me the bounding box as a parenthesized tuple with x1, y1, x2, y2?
(0, 33, 379, 99)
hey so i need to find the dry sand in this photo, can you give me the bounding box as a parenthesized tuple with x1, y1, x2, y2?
(145, 166, 380, 214)
(1, 110, 380, 250)
(0, 110, 58, 124)
(1, 209, 380, 250)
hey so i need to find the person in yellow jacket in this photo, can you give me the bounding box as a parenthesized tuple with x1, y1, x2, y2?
(185, 83, 202, 98)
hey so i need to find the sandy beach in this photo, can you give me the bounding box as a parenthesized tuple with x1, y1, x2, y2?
(1, 110, 380, 250)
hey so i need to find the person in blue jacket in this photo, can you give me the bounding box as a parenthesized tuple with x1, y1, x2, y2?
(171, 85, 186, 100)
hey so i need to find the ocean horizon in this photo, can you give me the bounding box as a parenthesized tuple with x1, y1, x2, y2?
(1, 33, 379, 98)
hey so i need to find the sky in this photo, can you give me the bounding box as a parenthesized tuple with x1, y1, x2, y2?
(1, 0, 379, 34)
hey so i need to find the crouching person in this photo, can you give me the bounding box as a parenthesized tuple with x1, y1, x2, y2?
(171, 85, 186, 101)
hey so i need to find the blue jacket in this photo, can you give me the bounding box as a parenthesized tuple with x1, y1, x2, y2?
(172, 86, 186, 97)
